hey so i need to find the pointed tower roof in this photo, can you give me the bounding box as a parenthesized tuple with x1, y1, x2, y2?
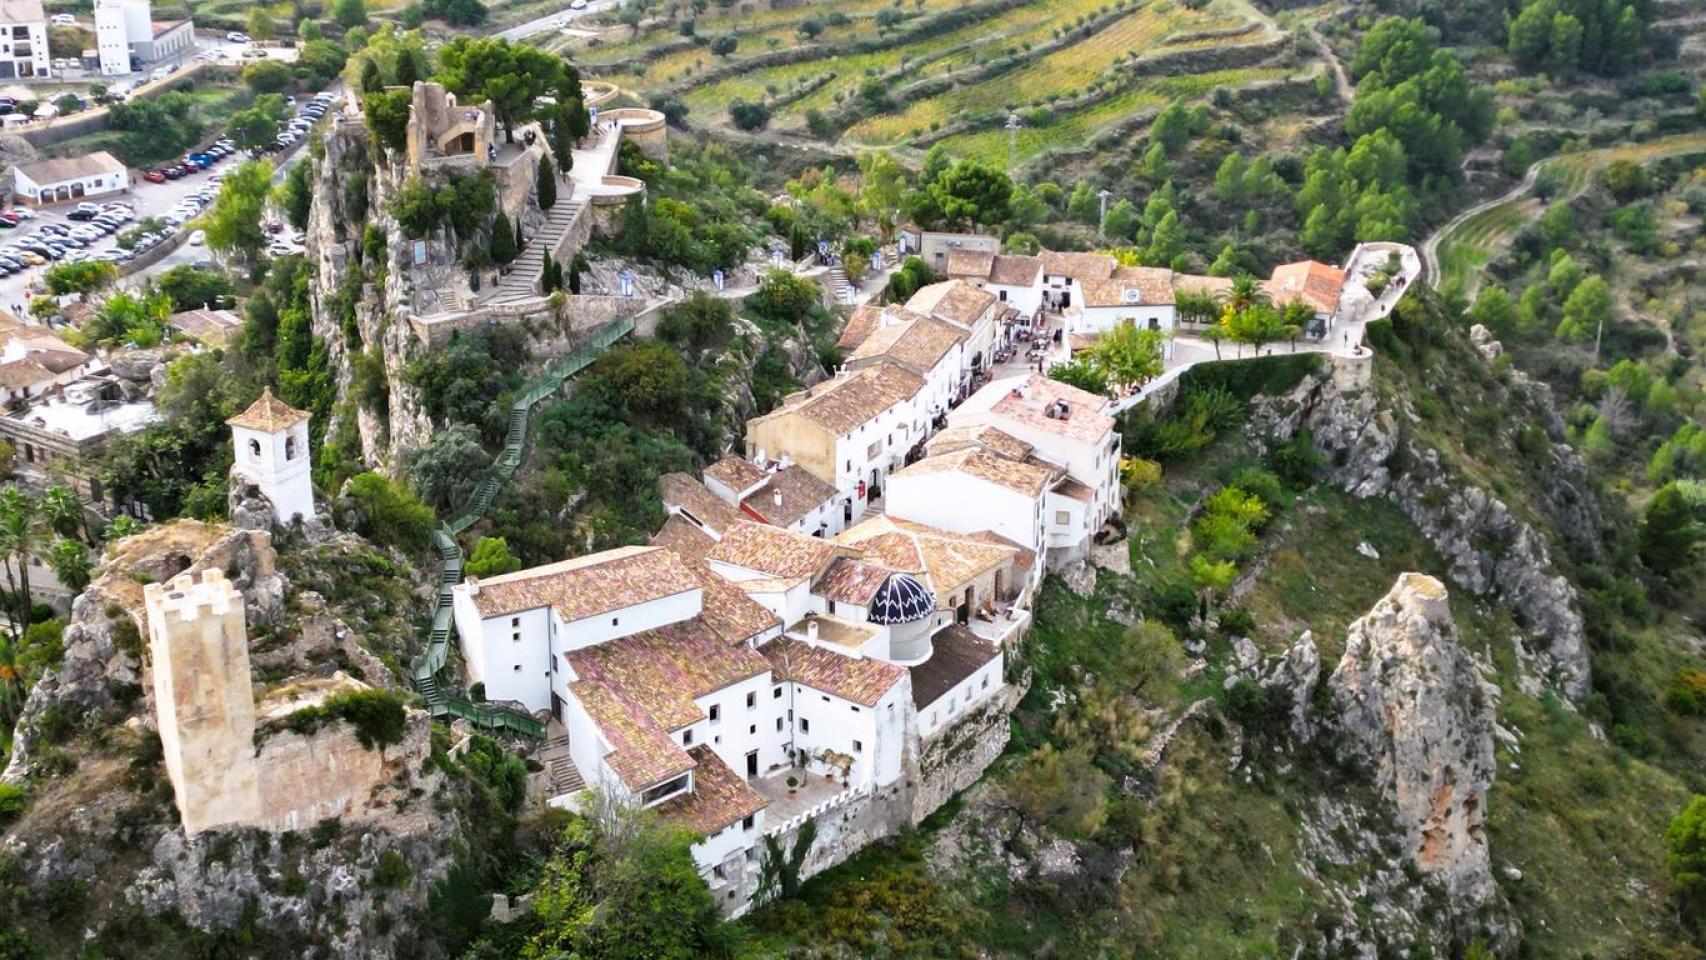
(226, 387, 310, 432)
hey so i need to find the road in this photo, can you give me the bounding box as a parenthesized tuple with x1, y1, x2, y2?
(1419, 159, 1543, 292)
(497, 0, 624, 42)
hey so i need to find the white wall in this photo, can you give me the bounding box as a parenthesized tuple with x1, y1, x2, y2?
(230, 419, 314, 524)
(553, 588, 702, 653)
(917, 655, 1003, 738)
(1075, 304, 1177, 337)
(988, 282, 1043, 318)
(785, 678, 908, 789)
(453, 595, 554, 710)
(887, 470, 1041, 557)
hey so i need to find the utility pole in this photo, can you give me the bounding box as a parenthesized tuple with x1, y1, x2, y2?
(1005, 114, 1020, 178)
(1097, 189, 1112, 240)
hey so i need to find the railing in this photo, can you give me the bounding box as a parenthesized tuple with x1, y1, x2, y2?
(407, 316, 637, 738)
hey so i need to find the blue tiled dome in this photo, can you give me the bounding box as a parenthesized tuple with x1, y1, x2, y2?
(868, 574, 933, 624)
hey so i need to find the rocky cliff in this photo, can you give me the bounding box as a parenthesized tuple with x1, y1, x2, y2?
(1250, 353, 1595, 700)
(1329, 573, 1502, 918)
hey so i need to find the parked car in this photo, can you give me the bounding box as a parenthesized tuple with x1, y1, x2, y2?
(97, 248, 130, 262)
(227, 31, 250, 43)
(66, 208, 96, 221)
(50, 13, 77, 25)
(144, 169, 167, 183)
(189, 229, 206, 246)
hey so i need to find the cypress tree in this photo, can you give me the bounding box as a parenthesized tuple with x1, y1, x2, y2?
(568, 258, 582, 294)
(537, 155, 557, 210)
(489, 213, 517, 265)
(541, 250, 557, 292)
(360, 57, 382, 94)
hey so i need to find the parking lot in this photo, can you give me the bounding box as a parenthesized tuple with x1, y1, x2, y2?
(0, 89, 336, 314)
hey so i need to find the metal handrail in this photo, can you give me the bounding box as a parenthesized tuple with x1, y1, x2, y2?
(406, 317, 637, 738)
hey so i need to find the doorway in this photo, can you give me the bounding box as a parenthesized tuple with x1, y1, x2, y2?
(746, 750, 759, 779)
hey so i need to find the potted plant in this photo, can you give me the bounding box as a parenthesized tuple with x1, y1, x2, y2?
(785, 775, 798, 797)
(818, 749, 853, 784)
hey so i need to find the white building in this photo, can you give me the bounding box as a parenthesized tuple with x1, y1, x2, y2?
(226, 387, 316, 526)
(0, 0, 50, 80)
(948, 373, 1121, 563)
(905, 279, 1003, 374)
(947, 250, 1045, 320)
(0, 314, 88, 405)
(844, 307, 965, 421)
(450, 517, 1025, 914)
(897, 225, 998, 273)
(886, 445, 1053, 584)
(93, 0, 150, 75)
(12, 153, 130, 206)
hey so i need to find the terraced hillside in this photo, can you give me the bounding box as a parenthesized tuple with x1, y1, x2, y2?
(554, 0, 1295, 167)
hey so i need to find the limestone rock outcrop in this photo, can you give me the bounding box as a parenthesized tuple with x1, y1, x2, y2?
(1329, 573, 1500, 911)
(1249, 355, 1593, 699)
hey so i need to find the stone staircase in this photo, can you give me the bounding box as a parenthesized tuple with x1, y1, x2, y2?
(826, 263, 854, 303)
(433, 286, 464, 314)
(489, 199, 584, 304)
(542, 732, 585, 796)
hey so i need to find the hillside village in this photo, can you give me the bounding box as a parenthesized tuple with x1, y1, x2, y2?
(1, 0, 1705, 954)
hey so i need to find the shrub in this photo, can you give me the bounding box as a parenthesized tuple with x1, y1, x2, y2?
(343, 472, 435, 554)
(284, 689, 408, 750)
(372, 849, 412, 888)
(0, 783, 26, 825)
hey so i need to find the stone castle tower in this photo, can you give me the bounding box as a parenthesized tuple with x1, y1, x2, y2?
(145, 569, 262, 836)
(227, 387, 315, 527)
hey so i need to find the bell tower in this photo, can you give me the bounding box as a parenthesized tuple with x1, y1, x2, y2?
(226, 387, 315, 525)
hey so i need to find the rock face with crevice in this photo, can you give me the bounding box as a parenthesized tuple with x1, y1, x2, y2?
(1329, 573, 1502, 915)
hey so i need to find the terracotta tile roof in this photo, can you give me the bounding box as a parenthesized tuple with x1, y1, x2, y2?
(226, 387, 311, 432)
(660, 473, 743, 535)
(14, 151, 125, 187)
(1266, 260, 1345, 315)
(760, 635, 907, 707)
(0, 357, 53, 391)
(1039, 250, 1116, 280)
(945, 248, 995, 279)
(925, 424, 1033, 462)
(758, 362, 924, 436)
(836, 515, 1018, 597)
(960, 373, 1115, 446)
(569, 619, 771, 788)
(848, 313, 964, 373)
(1080, 266, 1175, 308)
(740, 465, 836, 529)
(910, 623, 1000, 710)
(650, 514, 718, 567)
(813, 556, 895, 605)
(654, 746, 768, 836)
(698, 572, 783, 645)
(895, 447, 1055, 497)
(906, 280, 997, 330)
(837, 304, 884, 352)
(1172, 273, 1233, 298)
(166, 308, 242, 344)
(988, 254, 1043, 287)
(709, 520, 849, 581)
(0, 326, 87, 375)
(1053, 477, 1095, 502)
(704, 455, 767, 495)
(466, 545, 701, 621)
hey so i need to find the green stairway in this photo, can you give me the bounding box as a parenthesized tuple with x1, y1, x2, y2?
(408, 316, 637, 738)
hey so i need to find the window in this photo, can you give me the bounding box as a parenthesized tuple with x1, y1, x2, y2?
(511, 632, 520, 642)
(1054, 510, 1070, 525)
(850, 705, 860, 713)
(820, 695, 830, 703)
(611, 616, 619, 626)
(742, 815, 755, 831)
(772, 686, 783, 699)
(512, 664, 521, 671)
(749, 724, 756, 735)
(800, 718, 810, 733)
(866, 441, 881, 459)
(284, 435, 297, 460)
(641, 774, 690, 805)
(746, 692, 756, 709)
(709, 704, 721, 723)
(775, 717, 783, 731)
(248, 438, 261, 458)
(683, 729, 694, 745)
(981, 674, 990, 689)
(714, 735, 721, 745)
(852, 739, 863, 753)
(511, 617, 520, 627)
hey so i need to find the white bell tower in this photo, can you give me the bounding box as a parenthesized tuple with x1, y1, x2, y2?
(226, 387, 315, 525)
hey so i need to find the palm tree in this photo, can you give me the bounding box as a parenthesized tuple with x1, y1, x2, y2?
(48, 538, 91, 594)
(0, 488, 44, 640)
(42, 484, 85, 543)
(1225, 274, 1269, 314)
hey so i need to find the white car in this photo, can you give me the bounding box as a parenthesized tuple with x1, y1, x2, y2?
(50, 14, 76, 25)
(189, 229, 206, 246)
(227, 32, 250, 43)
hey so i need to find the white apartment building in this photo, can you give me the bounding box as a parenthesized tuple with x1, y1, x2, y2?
(947, 249, 1045, 319)
(947, 373, 1121, 565)
(94, 0, 149, 75)
(0, 0, 49, 80)
(451, 521, 1021, 914)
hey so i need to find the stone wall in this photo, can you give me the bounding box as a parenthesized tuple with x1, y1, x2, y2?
(910, 677, 1022, 822)
(252, 712, 432, 833)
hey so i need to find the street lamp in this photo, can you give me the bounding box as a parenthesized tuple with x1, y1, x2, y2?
(1004, 114, 1020, 177)
(1097, 189, 1112, 239)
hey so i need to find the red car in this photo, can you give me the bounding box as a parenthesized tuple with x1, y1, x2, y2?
(144, 169, 167, 183)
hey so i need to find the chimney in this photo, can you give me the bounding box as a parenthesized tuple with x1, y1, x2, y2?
(772, 488, 784, 508)
(806, 619, 819, 644)
(464, 575, 479, 595)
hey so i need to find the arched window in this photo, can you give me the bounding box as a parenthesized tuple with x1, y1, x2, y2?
(285, 435, 297, 460)
(248, 438, 261, 459)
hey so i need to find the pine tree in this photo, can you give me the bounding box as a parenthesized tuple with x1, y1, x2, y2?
(537, 155, 557, 210)
(489, 214, 517, 265)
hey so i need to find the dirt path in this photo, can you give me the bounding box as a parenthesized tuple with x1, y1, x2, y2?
(1420, 160, 1543, 290)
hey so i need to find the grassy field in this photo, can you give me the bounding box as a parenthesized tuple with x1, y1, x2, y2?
(561, 0, 1283, 163)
